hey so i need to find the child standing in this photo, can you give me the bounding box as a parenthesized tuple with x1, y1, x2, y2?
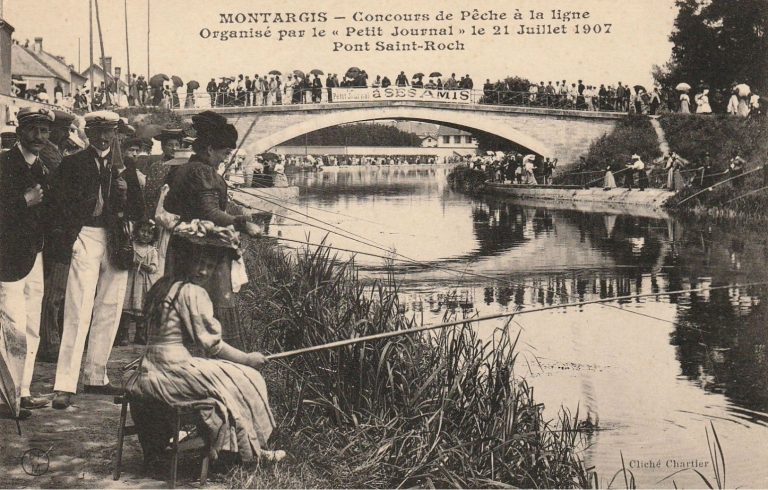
(115, 220, 159, 346)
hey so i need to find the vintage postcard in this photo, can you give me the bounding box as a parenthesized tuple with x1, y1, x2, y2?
(0, 0, 765, 488)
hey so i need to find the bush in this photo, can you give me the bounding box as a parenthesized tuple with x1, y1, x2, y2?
(231, 238, 589, 488)
(572, 116, 661, 176)
(447, 165, 488, 194)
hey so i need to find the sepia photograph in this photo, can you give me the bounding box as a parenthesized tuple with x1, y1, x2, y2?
(0, 0, 766, 487)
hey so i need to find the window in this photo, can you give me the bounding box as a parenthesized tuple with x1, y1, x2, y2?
(454, 135, 461, 144)
(443, 136, 450, 144)
(465, 136, 473, 144)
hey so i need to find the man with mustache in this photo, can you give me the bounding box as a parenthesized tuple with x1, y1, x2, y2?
(0, 107, 55, 416)
(51, 111, 145, 409)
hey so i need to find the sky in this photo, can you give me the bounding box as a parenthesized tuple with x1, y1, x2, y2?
(4, 0, 678, 88)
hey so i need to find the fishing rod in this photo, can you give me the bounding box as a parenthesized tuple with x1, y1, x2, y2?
(725, 185, 768, 204)
(237, 198, 700, 327)
(675, 166, 765, 207)
(264, 280, 768, 360)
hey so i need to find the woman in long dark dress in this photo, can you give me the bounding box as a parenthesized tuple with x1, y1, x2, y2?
(163, 111, 261, 348)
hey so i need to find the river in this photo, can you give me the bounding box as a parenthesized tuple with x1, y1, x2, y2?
(257, 165, 768, 488)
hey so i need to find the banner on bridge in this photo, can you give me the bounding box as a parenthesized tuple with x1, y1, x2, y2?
(332, 87, 474, 104)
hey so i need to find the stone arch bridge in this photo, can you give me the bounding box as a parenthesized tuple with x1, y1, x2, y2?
(176, 101, 624, 165)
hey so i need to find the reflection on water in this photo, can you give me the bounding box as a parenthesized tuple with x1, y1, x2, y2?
(267, 166, 768, 487)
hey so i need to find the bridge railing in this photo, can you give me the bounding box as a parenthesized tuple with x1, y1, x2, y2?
(134, 88, 628, 113)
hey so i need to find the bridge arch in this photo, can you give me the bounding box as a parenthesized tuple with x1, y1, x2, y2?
(234, 105, 555, 157)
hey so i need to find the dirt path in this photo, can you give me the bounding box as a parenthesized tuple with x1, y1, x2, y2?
(0, 345, 222, 488)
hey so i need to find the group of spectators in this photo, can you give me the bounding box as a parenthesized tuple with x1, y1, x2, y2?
(470, 152, 558, 186)
(282, 154, 440, 169)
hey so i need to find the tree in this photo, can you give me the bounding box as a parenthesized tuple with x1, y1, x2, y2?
(661, 0, 768, 98)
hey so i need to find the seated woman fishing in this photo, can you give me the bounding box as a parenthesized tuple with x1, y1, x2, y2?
(124, 222, 285, 468)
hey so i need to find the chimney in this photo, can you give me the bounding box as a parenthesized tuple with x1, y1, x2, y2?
(34, 36, 42, 52)
(103, 56, 112, 75)
(114, 66, 122, 84)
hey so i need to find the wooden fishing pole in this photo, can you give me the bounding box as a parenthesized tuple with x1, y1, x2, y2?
(93, 0, 111, 106)
(726, 185, 768, 204)
(89, 0, 94, 100)
(124, 0, 131, 88)
(675, 166, 765, 207)
(264, 280, 768, 360)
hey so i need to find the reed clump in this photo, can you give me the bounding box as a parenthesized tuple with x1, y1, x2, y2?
(232, 237, 589, 488)
(447, 166, 488, 194)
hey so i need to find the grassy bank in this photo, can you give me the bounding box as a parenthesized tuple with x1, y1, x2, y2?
(661, 114, 768, 220)
(554, 116, 662, 186)
(230, 237, 590, 488)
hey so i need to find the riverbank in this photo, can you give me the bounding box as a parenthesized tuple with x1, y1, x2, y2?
(1, 237, 590, 489)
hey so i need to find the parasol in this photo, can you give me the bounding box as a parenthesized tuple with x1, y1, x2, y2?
(633, 85, 647, 94)
(171, 75, 184, 88)
(412, 72, 425, 78)
(675, 82, 691, 92)
(149, 73, 169, 88)
(261, 152, 280, 162)
(429, 72, 442, 78)
(0, 316, 26, 425)
(310, 69, 324, 76)
(293, 70, 305, 79)
(735, 83, 751, 97)
(135, 123, 163, 140)
(268, 70, 282, 76)
(345, 67, 361, 78)
(187, 80, 200, 90)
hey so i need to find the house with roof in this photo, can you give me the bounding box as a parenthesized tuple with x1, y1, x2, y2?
(435, 126, 478, 151)
(419, 133, 438, 148)
(11, 37, 85, 102)
(81, 57, 130, 104)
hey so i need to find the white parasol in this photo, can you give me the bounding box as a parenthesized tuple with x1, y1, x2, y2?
(735, 84, 751, 97)
(675, 82, 691, 92)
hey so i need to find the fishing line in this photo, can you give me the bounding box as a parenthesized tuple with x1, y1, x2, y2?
(264, 281, 768, 359)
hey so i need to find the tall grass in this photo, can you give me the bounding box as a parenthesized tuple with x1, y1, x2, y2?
(233, 237, 589, 488)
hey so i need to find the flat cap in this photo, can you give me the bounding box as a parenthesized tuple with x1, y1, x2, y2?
(84, 110, 120, 128)
(17, 107, 55, 127)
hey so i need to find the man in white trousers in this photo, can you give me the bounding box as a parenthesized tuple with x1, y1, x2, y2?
(52, 111, 145, 409)
(0, 108, 56, 416)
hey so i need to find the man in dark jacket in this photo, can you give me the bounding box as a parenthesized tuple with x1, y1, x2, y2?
(51, 111, 145, 409)
(206, 78, 217, 107)
(37, 110, 79, 363)
(0, 107, 56, 415)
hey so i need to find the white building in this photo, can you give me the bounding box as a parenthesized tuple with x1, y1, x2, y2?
(435, 126, 478, 151)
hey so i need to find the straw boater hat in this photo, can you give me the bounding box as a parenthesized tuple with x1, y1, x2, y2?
(84, 110, 120, 129)
(16, 107, 55, 128)
(154, 127, 186, 143)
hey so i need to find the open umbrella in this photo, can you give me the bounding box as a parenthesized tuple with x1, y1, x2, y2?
(171, 75, 184, 88)
(412, 72, 425, 78)
(345, 67, 361, 78)
(261, 152, 280, 162)
(633, 85, 647, 94)
(148, 73, 169, 88)
(310, 69, 324, 76)
(268, 70, 282, 76)
(735, 83, 751, 97)
(135, 123, 163, 140)
(187, 80, 200, 90)
(429, 72, 442, 78)
(675, 82, 691, 92)
(293, 69, 305, 79)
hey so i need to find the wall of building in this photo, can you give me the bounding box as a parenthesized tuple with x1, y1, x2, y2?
(0, 21, 12, 96)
